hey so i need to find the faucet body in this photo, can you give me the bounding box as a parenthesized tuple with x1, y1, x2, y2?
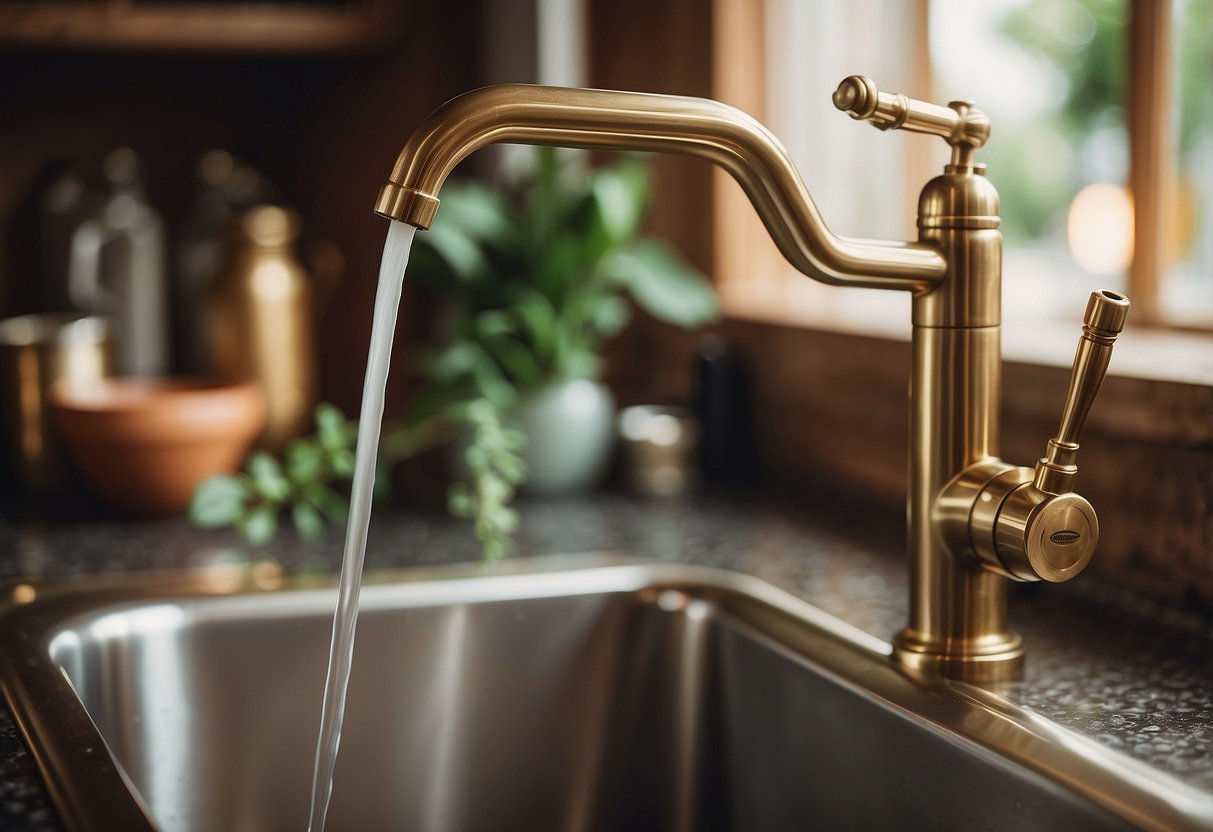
(378, 80, 1126, 683)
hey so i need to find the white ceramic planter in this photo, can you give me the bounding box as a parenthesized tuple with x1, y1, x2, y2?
(514, 378, 615, 495)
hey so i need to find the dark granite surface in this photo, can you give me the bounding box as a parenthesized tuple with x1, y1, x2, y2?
(0, 489, 1210, 830)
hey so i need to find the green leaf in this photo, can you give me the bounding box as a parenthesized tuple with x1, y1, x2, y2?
(483, 538, 509, 561)
(467, 398, 496, 422)
(331, 449, 356, 478)
(248, 452, 291, 502)
(240, 506, 277, 547)
(292, 501, 325, 543)
(316, 404, 347, 450)
(500, 427, 526, 451)
(416, 223, 491, 284)
(473, 310, 517, 339)
(555, 339, 602, 381)
(492, 505, 519, 534)
(435, 182, 515, 246)
(535, 233, 586, 299)
(310, 487, 350, 526)
(447, 482, 475, 518)
(511, 290, 558, 368)
(426, 340, 486, 385)
(588, 294, 631, 338)
(479, 472, 510, 505)
(470, 356, 516, 410)
(189, 476, 249, 527)
(603, 240, 719, 329)
(496, 454, 527, 486)
(592, 161, 648, 244)
(286, 438, 324, 483)
(464, 444, 489, 471)
(483, 335, 543, 387)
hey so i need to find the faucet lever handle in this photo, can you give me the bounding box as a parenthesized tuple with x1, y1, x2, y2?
(832, 75, 990, 166)
(1034, 290, 1131, 494)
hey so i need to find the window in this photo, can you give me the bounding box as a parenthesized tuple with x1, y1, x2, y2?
(1157, 0, 1213, 325)
(934, 0, 1130, 324)
(712, 0, 931, 337)
(713, 0, 1213, 336)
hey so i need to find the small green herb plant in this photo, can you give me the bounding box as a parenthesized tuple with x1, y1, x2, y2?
(445, 400, 527, 560)
(381, 148, 718, 556)
(189, 403, 357, 546)
(188, 398, 527, 561)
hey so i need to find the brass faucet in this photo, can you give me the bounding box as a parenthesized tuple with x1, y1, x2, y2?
(376, 77, 1128, 683)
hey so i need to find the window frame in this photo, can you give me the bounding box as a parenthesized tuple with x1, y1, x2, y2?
(711, 0, 1203, 334)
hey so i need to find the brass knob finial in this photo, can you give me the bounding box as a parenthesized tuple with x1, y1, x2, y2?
(831, 75, 990, 165)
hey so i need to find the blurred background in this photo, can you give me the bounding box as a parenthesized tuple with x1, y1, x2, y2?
(0, 0, 1209, 591)
(3, 0, 1208, 400)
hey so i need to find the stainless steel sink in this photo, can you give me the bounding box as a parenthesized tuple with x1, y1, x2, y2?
(1, 557, 1208, 831)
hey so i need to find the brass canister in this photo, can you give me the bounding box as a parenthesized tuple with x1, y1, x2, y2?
(0, 314, 112, 495)
(207, 206, 317, 453)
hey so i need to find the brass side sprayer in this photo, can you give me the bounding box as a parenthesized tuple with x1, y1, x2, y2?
(376, 78, 1128, 683)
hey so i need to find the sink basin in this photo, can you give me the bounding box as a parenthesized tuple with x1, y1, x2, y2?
(0, 557, 1208, 831)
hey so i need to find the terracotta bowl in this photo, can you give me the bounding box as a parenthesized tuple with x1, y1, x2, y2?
(50, 378, 266, 518)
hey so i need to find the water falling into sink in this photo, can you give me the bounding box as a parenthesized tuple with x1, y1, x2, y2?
(307, 220, 416, 832)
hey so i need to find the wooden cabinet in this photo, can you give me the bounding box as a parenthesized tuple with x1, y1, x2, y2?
(0, 0, 407, 53)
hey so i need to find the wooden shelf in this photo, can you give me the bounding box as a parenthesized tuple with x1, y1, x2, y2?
(0, 1, 406, 53)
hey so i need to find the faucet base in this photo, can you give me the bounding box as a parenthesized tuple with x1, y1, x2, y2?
(891, 628, 1024, 684)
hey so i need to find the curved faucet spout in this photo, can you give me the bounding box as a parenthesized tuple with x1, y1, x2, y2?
(375, 83, 945, 293)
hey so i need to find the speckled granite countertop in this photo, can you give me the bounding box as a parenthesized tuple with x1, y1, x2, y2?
(0, 489, 1210, 830)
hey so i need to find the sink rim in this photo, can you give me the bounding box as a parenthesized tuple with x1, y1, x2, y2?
(1, 554, 1210, 832)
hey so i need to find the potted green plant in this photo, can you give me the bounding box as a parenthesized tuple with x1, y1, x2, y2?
(382, 148, 718, 555)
